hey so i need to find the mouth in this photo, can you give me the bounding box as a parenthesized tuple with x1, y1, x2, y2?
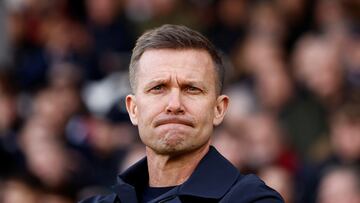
(154, 117, 194, 128)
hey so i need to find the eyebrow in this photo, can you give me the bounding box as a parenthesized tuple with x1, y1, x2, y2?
(143, 79, 169, 90)
(143, 78, 208, 91)
(181, 81, 206, 89)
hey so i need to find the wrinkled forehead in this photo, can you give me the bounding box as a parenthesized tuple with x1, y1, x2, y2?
(140, 49, 213, 69)
(136, 49, 217, 85)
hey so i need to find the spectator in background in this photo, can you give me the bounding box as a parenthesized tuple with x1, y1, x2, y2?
(314, 0, 347, 35)
(1, 177, 74, 203)
(259, 166, 295, 203)
(231, 35, 294, 115)
(85, 0, 135, 76)
(18, 119, 74, 190)
(212, 84, 257, 170)
(242, 113, 299, 174)
(324, 101, 360, 166)
(317, 166, 360, 203)
(284, 34, 345, 159)
(300, 101, 360, 203)
(247, 1, 286, 43)
(5, 0, 70, 91)
(125, 0, 201, 36)
(206, 0, 247, 54)
(293, 35, 345, 110)
(1, 178, 41, 203)
(212, 127, 247, 170)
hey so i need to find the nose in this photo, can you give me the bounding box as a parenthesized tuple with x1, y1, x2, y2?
(165, 88, 184, 115)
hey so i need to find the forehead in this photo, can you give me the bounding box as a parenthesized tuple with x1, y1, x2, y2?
(136, 49, 216, 85)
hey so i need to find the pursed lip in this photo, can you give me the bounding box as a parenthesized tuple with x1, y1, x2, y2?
(154, 117, 195, 128)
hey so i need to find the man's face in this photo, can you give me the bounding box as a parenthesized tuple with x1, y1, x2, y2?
(126, 49, 228, 155)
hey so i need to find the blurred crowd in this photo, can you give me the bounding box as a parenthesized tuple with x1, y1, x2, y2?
(0, 0, 359, 202)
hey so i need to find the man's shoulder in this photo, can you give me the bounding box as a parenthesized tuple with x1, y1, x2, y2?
(222, 174, 284, 203)
(233, 173, 269, 188)
(78, 194, 117, 203)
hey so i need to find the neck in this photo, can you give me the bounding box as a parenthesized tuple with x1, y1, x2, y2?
(146, 143, 210, 187)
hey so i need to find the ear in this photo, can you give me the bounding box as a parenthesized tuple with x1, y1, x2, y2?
(213, 95, 229, 126)
(125, 94, 138, 125)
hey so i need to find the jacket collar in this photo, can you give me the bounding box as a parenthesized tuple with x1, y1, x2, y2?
(112, 146, 240, 201)
(111, 156, 149, 203)
(177, 146, 240, 198)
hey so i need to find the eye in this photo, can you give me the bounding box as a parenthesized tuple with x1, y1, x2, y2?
(185, 86, 202, 94)
(149, 84, 165, 93)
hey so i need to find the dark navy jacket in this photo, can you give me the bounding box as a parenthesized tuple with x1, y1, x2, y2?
(80, 146, 284, 203)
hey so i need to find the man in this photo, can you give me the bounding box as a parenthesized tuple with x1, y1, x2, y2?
(80, 24, 283, 203)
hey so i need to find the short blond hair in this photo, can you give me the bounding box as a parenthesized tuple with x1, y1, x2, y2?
(129, 24, 224, 94)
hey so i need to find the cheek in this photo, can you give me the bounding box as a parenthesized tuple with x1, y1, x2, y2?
(186, 100, 215, 125)
(136, 99, 163, 125)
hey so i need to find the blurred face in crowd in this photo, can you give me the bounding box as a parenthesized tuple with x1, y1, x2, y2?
(256, 62, 293, 111)
(2, 179, 40, 203)
(32, 87, 82, 133)
(331, 117, 360, 162)
(86, 0, 118, 25)
(317, 168, 360, 203)
(259, 166, 294, 203)
(294, 38, 343, 99)
(244, 114, 282, 168)
(315, 0, 345, 30)
(248, 3, 285, 41)
(218, 0, 246, 27)
(20, 120, 71, 188)
(126, 49, 228, 155)
(212, 128, 246, 169)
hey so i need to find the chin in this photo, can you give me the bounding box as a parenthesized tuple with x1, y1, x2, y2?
(153, 147, 186, 156)
(149, 140, 209, 156)
(154, 140, 188, 155)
